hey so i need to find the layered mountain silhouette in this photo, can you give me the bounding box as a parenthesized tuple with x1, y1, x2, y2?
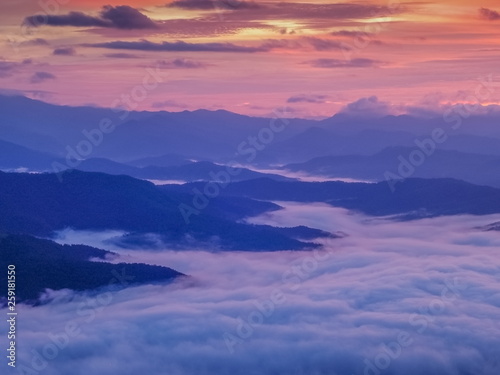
(2, 95, 500, 167)
(73, 158, 293, 182)
(0, 170, 330, 250)
(1, 95, 500, 252)
(285, 147, 500, 188)
(167, 177, 500, 219)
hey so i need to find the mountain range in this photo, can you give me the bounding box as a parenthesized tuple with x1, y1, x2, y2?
(2, 95, 500, 302)
(0, 170, 331, 251)
(2, 94, 500, 167)
(167, 177, 500, 219)
(285, 147, 500, 188)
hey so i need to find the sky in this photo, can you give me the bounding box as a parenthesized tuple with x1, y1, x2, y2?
(1, 0, 500, 118)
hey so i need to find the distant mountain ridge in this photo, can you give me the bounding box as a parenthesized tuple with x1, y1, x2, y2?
(0, 139, 62, 171)
(285, 147, 500, 188)
(168, 177, 500, 219)
(73, 158, 293, 182)
(2, 95, 500, 168)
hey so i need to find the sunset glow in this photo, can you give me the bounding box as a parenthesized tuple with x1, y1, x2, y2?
(1, 0, 500, 117)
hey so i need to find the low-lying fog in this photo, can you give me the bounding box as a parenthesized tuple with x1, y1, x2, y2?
(9, 204, 500, 375)
(241, 165, 375, 183)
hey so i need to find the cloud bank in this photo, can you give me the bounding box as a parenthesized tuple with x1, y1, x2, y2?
(287, 94, 329, 104)
(30, 71, 56, 84)
(85, 40, 266, 53)
(24, 6, 158, 30)
(479, 8, 500, 21)
(307, 58, 381, 68)
(7, 203, 500, 375)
